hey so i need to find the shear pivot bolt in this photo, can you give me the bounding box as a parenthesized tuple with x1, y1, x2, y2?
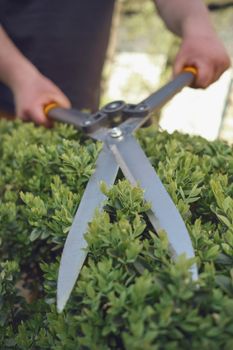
(84, 120, 91, 126)
(109, 102, 119, 109)
(110, 127, 122, 138)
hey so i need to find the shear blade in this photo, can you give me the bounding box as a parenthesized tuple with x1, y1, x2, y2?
(108, 134, 198, 280)
(57, 145, 119, 312)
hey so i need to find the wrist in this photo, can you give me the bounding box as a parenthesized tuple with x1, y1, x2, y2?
(0, 26, 41, 92)
(6, 58, 40, 93)
(181, 14, 216, 40)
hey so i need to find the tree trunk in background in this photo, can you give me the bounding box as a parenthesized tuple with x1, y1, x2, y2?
(101, 0, 123, 98)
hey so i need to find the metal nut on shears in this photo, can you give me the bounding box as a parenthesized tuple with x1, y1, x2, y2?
(110, 127, 122, 138)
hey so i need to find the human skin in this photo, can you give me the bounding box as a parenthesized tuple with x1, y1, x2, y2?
(0, 26, 70, 126)
(0, 1, 231, 124)
(155, 0, 231, 87)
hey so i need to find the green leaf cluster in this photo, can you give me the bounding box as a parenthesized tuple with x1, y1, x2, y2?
(0, 119, 233, 349)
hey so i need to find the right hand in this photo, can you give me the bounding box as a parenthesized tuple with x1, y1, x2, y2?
(173, 34, 231, 89)
(13, 70, 71, 127)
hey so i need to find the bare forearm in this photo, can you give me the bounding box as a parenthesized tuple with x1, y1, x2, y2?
(154, 0, 230, 88)
(0, 26, 70, 125)
(0, 26, 38, 91)
(154, 0, 215, 38)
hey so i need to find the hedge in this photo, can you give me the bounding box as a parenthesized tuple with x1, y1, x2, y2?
(0, 119, 233, 349)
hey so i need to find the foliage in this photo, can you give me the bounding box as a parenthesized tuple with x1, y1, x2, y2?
(0, 119, 233, 349)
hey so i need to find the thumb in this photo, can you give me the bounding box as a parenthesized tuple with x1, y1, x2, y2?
(173, 56, 185, 77)
(50, 91, 71, 109)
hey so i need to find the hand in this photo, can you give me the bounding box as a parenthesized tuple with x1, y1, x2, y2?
(13, 70, 71, 127)
(173, 34, 231, 88)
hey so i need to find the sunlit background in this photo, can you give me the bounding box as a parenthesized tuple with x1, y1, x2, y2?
(101, 0, 233, 144)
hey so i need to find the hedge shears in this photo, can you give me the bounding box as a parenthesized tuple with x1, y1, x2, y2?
(45, 67, 199, 312)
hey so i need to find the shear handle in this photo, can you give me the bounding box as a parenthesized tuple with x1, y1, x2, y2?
(44, 66, 197, 132)
(44, 104, 91, 130)
(139, 67, 197, 114)
(44, 101, 126, 133)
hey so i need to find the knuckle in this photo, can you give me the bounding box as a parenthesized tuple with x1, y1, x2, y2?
(19, 106, 32, 118)
(215, 53, 231, 71)
(196, 74, 212, 89)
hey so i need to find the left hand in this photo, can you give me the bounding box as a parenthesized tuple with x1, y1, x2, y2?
(173, 34, 231, 88)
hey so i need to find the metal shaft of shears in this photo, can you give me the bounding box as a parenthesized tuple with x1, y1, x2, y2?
(141, 69, 195, 113)
(45, 69, 197, 134)
(121, 69, 196, 134)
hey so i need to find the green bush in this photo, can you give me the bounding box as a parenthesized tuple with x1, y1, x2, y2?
(0, 119, 233, 349)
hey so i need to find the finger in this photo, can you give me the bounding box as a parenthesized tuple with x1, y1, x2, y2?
(30, 105, 53, 127)
(50, 92, 71, 109)
(19, 114, 30, 122)
(173, 54, 186, 77)
(173, 54, 214, 89)
(16, 106, 31, 122)
(194, 62, 215, 88)
(42, 94, 71, 126)
(212, 55, 231, 83)
(173, 56, 199, 87)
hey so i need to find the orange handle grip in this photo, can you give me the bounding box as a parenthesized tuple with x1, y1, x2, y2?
(44, 102, 60, 117)
(183, 66, 198, 76)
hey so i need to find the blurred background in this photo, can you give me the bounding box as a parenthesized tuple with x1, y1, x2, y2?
(101, 0, 233, 144)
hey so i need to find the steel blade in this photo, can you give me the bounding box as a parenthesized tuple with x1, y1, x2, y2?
(108, 134, 198, 280)
(57, 145, 119, 312)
